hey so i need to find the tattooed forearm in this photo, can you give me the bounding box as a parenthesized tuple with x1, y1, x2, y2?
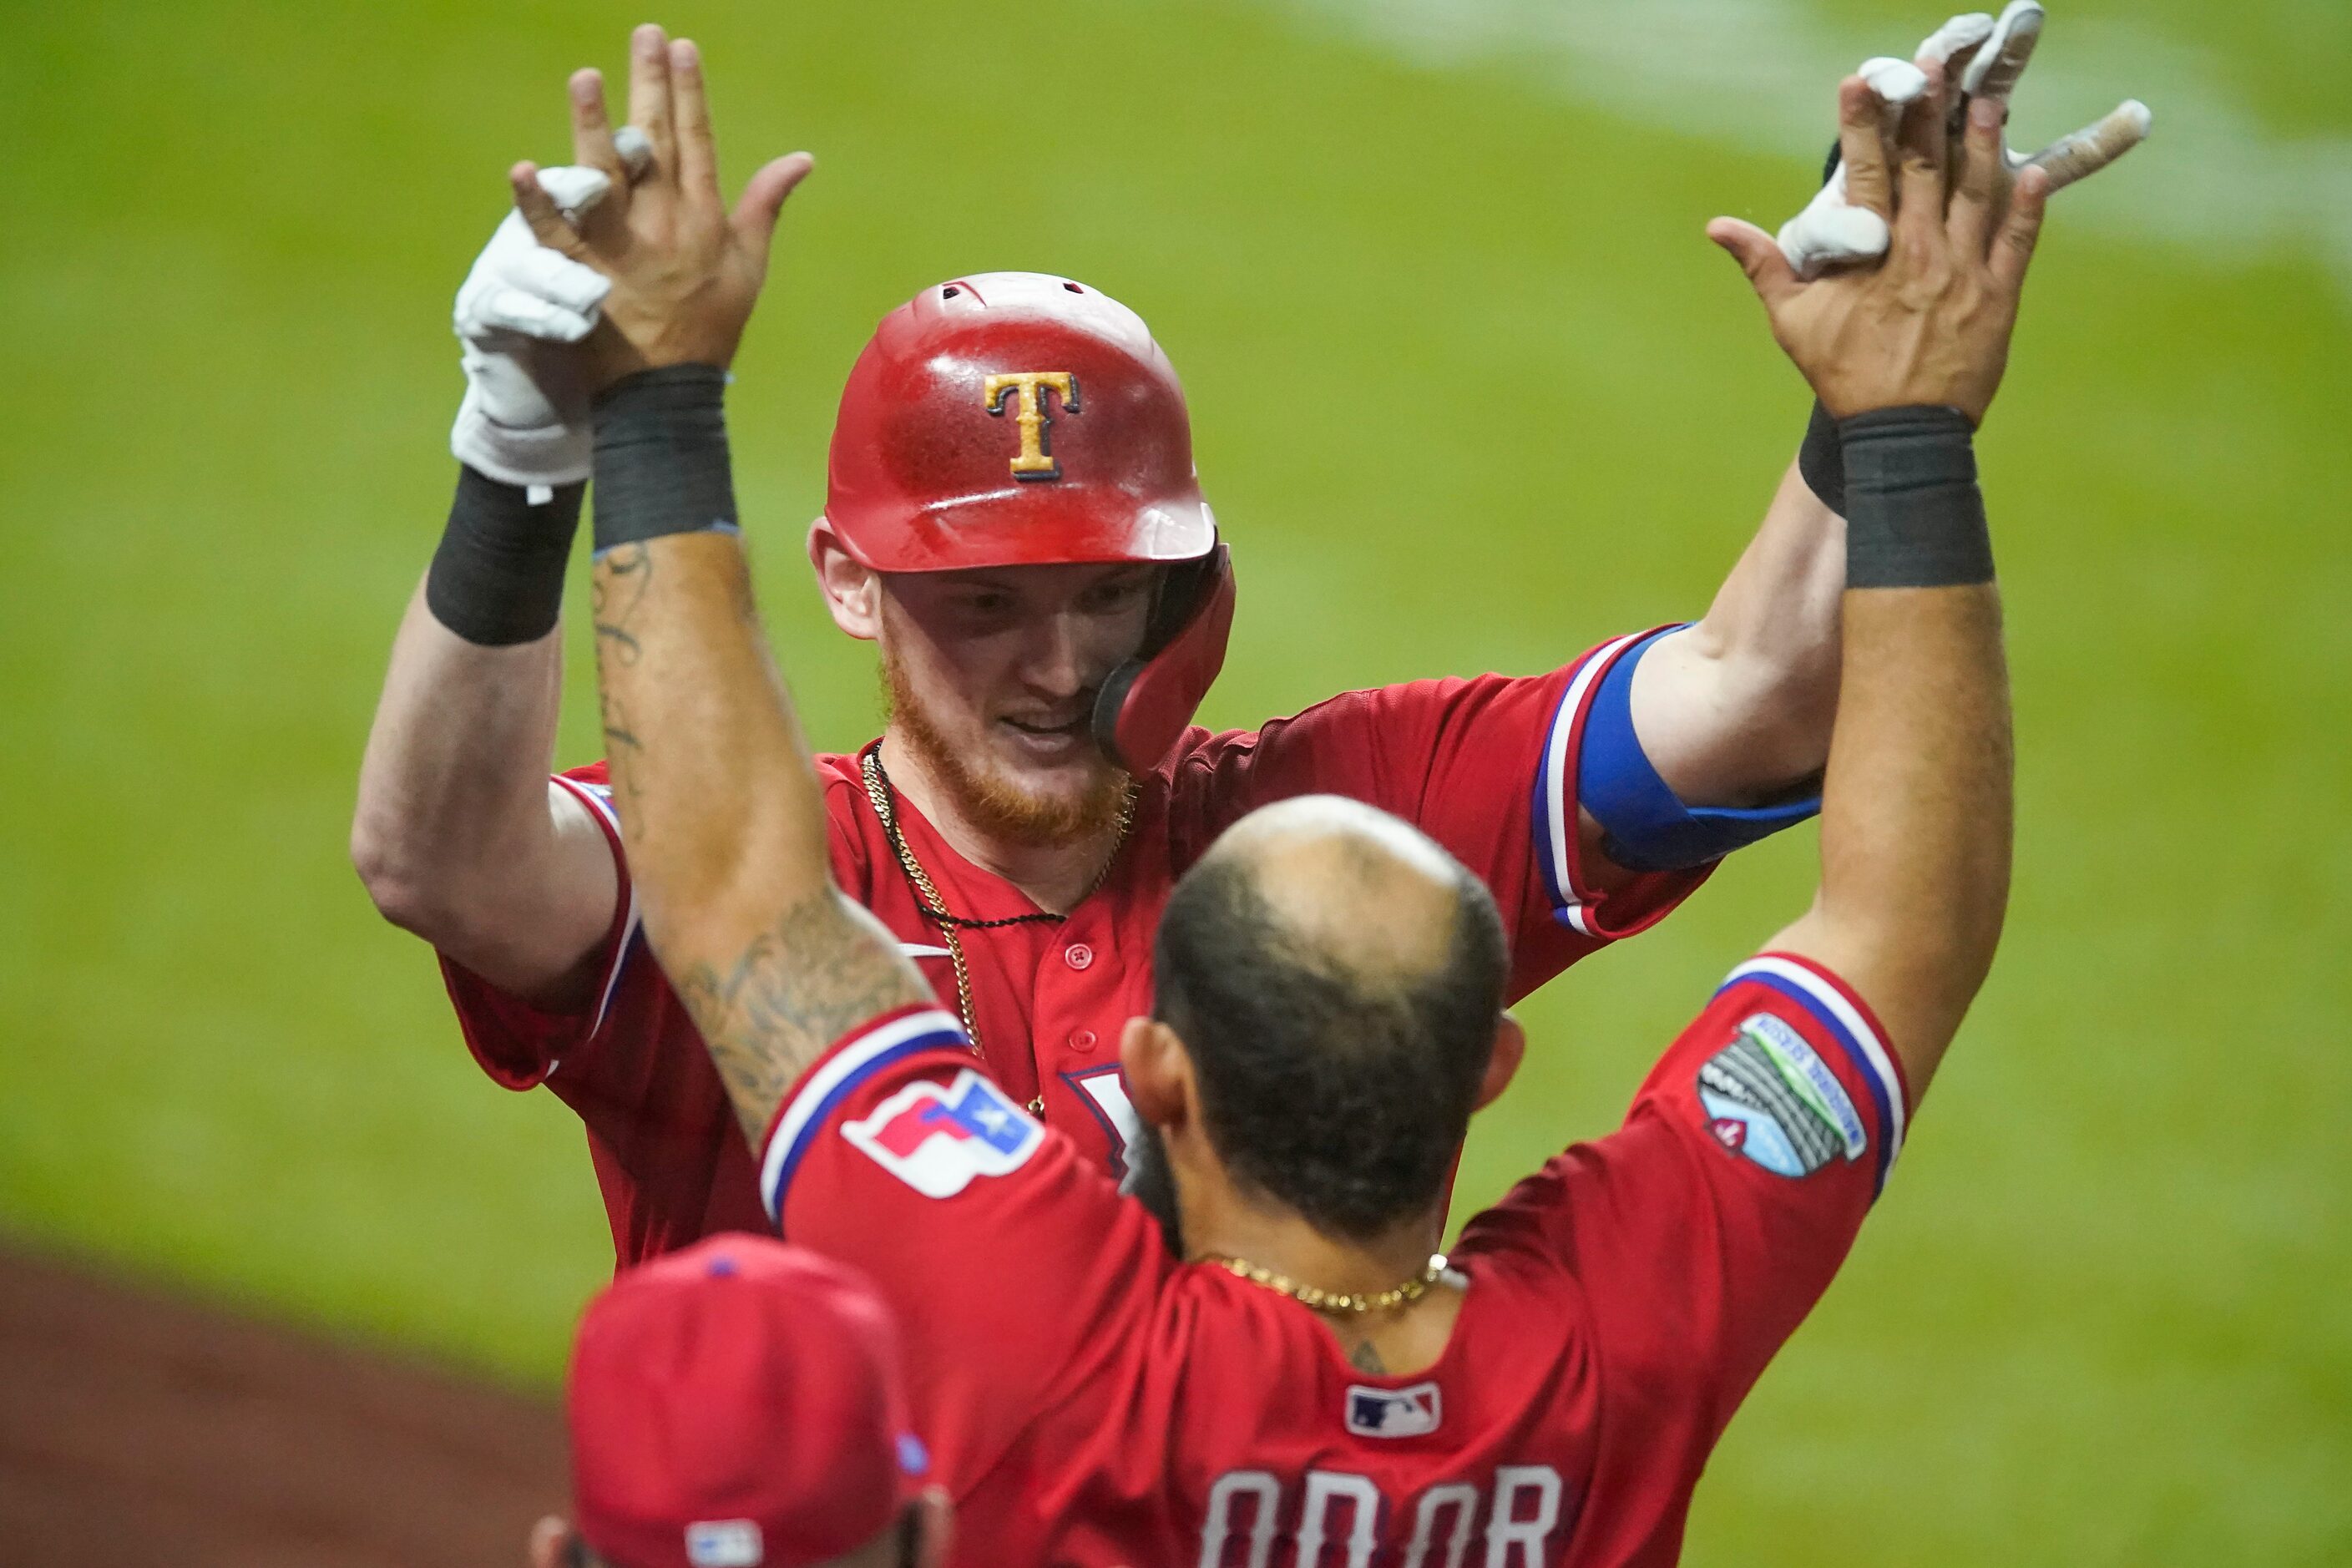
(675, 890, 931, 1146)
(584, 532, 907, 1144)
(591, 542, 654, 647)
(590, 544, 652, 803)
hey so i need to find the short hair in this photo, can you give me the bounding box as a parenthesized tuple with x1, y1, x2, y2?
(1151, 811, 1509, 1240)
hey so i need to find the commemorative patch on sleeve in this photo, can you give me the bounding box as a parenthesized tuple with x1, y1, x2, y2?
(842, 1068, 1044, 1198)
(1697, 1013, 1868, 1177)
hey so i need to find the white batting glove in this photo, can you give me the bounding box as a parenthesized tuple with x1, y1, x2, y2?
(449, 129, 649, 493)
(1775, 50, 1946, 280)
(1775, 3, 2150, 278)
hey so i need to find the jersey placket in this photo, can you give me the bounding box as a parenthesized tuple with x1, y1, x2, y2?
(1034, 896, 1120, 1152)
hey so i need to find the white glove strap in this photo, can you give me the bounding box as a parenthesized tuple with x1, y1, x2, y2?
(448, 164, 625, 489)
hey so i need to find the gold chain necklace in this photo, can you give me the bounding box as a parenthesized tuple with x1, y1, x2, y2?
(859, 746, 1138, 1114)
(1208, 1253, 1450, 1316)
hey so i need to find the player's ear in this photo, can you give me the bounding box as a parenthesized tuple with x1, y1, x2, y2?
(809, 519, 882, 640)
(526, 1515, 576, 1568)
(910, 1485, 953, 1568)
(1119, 1016, 1188, 1129)
(1473, 1011, 1526, 1112)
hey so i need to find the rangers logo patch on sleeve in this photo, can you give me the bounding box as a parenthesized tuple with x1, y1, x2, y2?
(842, 1069, 1043, 1198)
(1697, 1013, 1868, 1177)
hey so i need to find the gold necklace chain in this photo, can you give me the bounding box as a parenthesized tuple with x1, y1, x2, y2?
(1208, 1253, 1451, 1316)
(859, 747, 1137, 1112)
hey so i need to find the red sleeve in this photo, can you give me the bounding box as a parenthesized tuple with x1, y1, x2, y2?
(760, 1006, 1164, 1497)
(1170, 633, 1709, 995)
(1456, 953, 1910, 1505)
(437, 768, 641, 1090)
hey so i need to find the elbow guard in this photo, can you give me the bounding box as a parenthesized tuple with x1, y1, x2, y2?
(1576, 630, 1822, 873)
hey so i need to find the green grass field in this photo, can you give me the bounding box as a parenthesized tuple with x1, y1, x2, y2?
(5, 0, 2347, 1560)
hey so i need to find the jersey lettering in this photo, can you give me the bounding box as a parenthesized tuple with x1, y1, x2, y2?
(1296, 1472, 1382, 1568)
(1067, 1065, 1141, 1178)
(1485, 1467, 1565, 1566)
(1200, 1470, 1282, 1568)
(1402, 1484, 1479, 1568)
(1196, 1467, 1567, 1567)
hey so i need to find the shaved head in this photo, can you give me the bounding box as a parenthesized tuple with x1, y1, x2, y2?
(1145, 796, 1510, 1241)
(1209, 796, 1469, 984)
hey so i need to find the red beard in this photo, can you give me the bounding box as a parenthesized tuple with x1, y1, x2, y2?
(880, 652, 1131, 848)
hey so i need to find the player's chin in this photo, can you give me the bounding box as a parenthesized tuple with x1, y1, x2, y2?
(968, 741, 1125, 843)
(989, 754, 1111, 816)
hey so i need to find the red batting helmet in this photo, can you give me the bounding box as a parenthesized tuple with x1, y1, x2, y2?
(823, 271, 1235, 773)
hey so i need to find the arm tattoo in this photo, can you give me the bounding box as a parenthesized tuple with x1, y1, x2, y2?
(589, 536, 926, 1150)
(591, 544, 651, 809)
(675, 891, 932, 1147)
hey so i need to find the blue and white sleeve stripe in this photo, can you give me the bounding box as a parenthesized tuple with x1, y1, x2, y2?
(1718, 956, 1908, 1192)
(758, 1009, 971, 1222)
(1531, 632, 1646, 935)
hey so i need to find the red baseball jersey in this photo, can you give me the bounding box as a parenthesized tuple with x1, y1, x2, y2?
(441, 632, 1709, 1266)
(761, 951, 1910, 1565)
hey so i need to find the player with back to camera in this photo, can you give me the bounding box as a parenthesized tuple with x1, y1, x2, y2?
(351, 14, 2139, 1269)
(529, 1234, 949, 1568)
(546, 31, 2059, 1562)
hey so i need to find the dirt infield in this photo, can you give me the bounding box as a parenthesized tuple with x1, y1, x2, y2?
(0, 1244, 567, 1565)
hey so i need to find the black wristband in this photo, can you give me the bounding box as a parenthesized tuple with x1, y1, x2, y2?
(590, 364, 739, 555)
(1839, 406, 1995, 589)
(1798, 398, 1846, 514)
(423, 467, 584, 645)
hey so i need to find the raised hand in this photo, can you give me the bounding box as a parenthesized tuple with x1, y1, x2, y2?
(1777, 3, 2148, 280)
(1712, 73, 2051, 425)
(447, 134, 653, 492)
(508, 24, 814, 393)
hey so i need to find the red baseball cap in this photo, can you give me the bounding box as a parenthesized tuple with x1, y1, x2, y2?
(568, 1236, 927, 1568)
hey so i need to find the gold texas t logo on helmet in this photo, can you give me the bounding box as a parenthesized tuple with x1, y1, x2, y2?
(982, 372, 1080, 481)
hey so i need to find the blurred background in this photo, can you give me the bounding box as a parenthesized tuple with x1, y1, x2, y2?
(4, 0, 2347, 1561)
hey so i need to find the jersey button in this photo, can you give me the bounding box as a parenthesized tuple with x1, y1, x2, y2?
(1064, 943, 1095, 971)
(1069, 1028, 1098, 1054)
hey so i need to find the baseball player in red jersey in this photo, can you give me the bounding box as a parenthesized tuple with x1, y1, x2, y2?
(544, 39, 2043, 1563)
(355, 22, 2112, 1270)
(536, 1233, 949, 1568)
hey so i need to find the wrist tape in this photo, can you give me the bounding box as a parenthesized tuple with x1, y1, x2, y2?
(590, 364, 739, 556)
(425, 466, 584, 645)
(1798, 398, 1846, 514)
(1839, 406, 1994, 588)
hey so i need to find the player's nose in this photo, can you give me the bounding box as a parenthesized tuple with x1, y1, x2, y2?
(1015, 610, 1097, 702)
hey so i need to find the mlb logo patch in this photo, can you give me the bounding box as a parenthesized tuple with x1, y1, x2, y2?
(843, 1069, 1043, 1198)
(1345, 1380, 1441, 1438)
(684, 1519, 763, 1567)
